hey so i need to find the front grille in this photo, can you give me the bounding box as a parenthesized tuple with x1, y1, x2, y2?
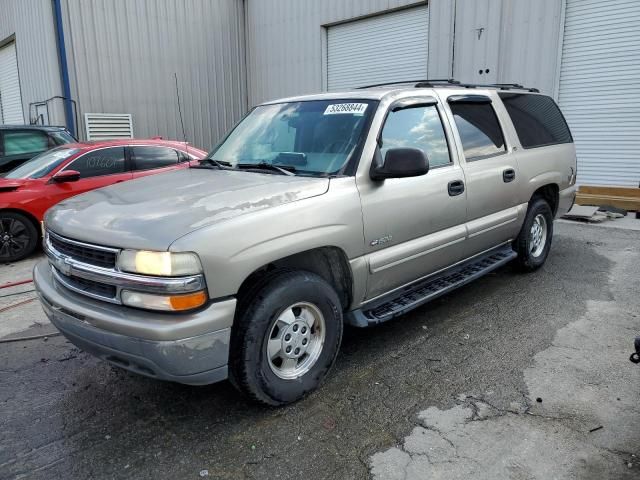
(48, 233, 117, 269)
(56, 269, 117, 299)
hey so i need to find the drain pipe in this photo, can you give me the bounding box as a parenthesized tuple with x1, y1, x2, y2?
(51, 0, 75, 137)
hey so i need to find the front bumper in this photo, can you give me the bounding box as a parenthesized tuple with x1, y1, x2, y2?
(34, 260, 236, 385)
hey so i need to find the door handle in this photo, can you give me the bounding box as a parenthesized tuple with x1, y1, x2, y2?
(448, 180, 465, 196)
(503, 168, 516, 183)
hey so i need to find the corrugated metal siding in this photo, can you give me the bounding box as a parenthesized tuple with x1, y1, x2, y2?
(327, 5, 428, 90)
(61, 0, 247, 150)
(559, 0, 640, 186)
(0, 0, 64, 125)
(497, 0, 563, 95)
(0, 41, 24, 124)
(452, 0, 562, 94)
(245, 0, 426, 105)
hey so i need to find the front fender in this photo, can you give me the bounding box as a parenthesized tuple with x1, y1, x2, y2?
(170, 177, 365, 299)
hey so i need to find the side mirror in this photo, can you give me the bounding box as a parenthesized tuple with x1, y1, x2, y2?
(51, 170, 80, 183)
(370, 147, 429, 181)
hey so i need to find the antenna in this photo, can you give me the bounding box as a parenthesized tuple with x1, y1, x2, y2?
(174, 72, 190, 159)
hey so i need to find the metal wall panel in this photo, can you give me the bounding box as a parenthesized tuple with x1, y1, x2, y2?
(245, 0, 427, 105)
(0, 0, 64, 125)
(327, 5, 428, 90)
(452, 0, 562, 94)
(60, 0, 247, 150)
(0, 41, 24, 123)
(559, 0, 640, 186)
(497, 0, 563, 96)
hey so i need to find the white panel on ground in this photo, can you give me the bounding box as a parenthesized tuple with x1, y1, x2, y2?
(84, 113, 133, 140)
(327, 5, 429, 91)
(0, 41, 24, 124)
(559, 0, 640, 186)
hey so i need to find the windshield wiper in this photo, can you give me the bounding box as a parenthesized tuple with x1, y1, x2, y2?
(191, 158, 233, 169)
(236, 162, 296, 176)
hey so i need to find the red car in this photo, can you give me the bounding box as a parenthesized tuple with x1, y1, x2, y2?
(0, 139, 207, 262)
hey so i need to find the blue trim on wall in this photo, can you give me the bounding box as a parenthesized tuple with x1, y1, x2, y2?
(52, 0, 75, 137)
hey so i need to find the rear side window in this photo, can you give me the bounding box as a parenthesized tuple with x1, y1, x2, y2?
(380, 105, 451, 167)
(449, 102, 506, 160)
(67, 147, 126, 178)
(499, 93, 572, 148)
(3, 131, 49, 156)
(132, 146, 179, 170)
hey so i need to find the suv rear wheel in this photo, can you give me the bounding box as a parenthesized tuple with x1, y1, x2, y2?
(229, 271, 343, 406)
(514, 197, 553, 271)
(0, 212, 38, 263)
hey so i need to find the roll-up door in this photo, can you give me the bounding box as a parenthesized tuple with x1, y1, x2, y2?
(558, 0, 640, 186)
(0, 41, 24, 124)
(327, 5, 429, 91)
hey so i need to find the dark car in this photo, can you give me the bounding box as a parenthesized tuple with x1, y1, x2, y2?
(0, 125, 75, 173)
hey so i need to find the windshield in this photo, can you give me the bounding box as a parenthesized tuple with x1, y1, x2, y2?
(49, 130, 76, 145)
(5, 147, 79, 179)
(210, 100, 376, 175)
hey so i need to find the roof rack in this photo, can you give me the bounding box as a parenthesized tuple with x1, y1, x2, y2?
(357, 78, 539, 93)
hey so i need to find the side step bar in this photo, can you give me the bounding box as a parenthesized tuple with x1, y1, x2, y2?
(346, 245, 517, 327)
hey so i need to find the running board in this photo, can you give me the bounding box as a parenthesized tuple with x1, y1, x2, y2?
(346, 245, 517, 327)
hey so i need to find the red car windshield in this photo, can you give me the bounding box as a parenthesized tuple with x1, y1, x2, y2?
(4, 147, 79, 179)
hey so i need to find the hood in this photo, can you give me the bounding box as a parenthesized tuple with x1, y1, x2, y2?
(45, 168, 329, 250)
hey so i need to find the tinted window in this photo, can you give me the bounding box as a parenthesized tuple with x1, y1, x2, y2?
(380, 105, 451, 167)
(66, 147, 126, 178)
(5, 147, 79, 179)
(3, 131, 49, 156)
(499, 93, 572, 148)
(449, 102, 506, 160)
(132, 146, 179, 170)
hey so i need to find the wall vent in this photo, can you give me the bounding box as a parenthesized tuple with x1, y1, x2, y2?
(84, 113, 133, 140)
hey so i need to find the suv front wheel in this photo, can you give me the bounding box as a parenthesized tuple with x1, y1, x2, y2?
(514, 197, 554, 271)
(229, 271, 343, 406)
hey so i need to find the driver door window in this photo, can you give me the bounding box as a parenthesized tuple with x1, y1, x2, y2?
(380, 105, 451, 167)
(66, 147, 126, 178)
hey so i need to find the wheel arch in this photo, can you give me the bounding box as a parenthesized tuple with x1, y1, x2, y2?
(236, 246, 354, 311)
(0, 208, 42, 240)
(531, 183, 559, 216)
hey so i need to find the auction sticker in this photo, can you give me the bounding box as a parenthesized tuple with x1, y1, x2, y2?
(324, 103, 368, 115)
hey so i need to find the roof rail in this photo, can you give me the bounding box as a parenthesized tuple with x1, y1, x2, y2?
(356, 78, 539, 93)
(356, 79, 460, 89)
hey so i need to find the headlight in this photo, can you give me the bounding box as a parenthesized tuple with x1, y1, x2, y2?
(117, 250, 202, 276)
(121, 290, 207, 311)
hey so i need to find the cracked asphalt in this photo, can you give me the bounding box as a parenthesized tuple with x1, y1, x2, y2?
(1, 221, 639, 479)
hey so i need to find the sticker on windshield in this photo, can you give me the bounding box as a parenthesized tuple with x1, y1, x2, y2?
(324, 103, 368, 115)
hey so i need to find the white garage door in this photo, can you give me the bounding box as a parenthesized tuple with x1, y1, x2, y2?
(0, 41, 24, 125)
(558, 0, 640, 186)
(327, 5, 429, 91)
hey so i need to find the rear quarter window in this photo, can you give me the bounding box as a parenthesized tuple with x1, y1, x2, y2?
(498, 93, 572, 149)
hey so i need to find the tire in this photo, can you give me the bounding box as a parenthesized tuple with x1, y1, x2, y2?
(229, 270, 343, 406)
(0, 212, 39, 263)
(513, 197, 554, 272)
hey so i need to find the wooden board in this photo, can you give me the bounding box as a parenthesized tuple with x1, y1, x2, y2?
(576, 185, 640, 211)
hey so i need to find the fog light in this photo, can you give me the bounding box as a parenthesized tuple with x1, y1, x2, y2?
(121, 290, 207, 311)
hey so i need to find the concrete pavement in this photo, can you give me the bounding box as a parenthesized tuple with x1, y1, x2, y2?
(1, 221, 638, 479)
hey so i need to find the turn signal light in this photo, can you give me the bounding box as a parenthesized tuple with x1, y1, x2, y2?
(121, 290, 207, 311)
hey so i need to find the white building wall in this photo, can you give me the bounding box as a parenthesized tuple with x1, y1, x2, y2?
(246, 0, 564, 104)
(0, 0, 64, 125)
(59, 0, 247, 149)
(245, 0, 429, 106)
